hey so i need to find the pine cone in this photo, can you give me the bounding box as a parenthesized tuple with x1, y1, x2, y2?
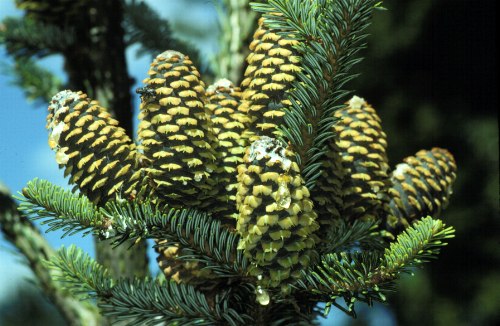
(47, 90, 143, 205)
(236, 136, 319, 292)
(205, 79, 249, 223)
(311, 137, 344, 237)
(387, 147, 457, 232)
(333, 96, 391, 223)
(137, 50, 216, 207)
(239, 16, 301, 140)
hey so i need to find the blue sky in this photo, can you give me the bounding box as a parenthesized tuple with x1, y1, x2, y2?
(0, 1, 393, 324)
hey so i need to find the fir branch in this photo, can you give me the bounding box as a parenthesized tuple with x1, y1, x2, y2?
(102, 201, 249, 278)
(379, 216, 455, 273)
(2, 56, 63, 104)
(17, 178, 106, 237)
(123, 0, 200, 63)
(48, 246, 251, 325)
(296, 217, 455, 314)
(297, 251, 384, 314)
(101, 278, 250, 326)
(323, 219, 384, 254)
(251, 0, 379, 187)
(0, 16, 74, 58)
(0, 182, 100, 325)
(45, 244, 113, 299)
(17, 179, 248, 277)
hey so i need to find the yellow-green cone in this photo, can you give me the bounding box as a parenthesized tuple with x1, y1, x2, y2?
(239, 16, 301, 141)
(311, 138, 344, 238)
(236, 136, 319, 291)
(137, 50, 216, 206)
(205, 79, 249, 222)
(46, 90, 143, 205)
(333, 96, 391, 223)
(387, 147, 457, 231)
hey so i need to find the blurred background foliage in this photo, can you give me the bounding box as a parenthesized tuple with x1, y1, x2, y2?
(350, 0, 498, 325)
(0, 0, 497, 325)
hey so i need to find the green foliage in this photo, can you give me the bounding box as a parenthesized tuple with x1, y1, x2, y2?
(323, 219, 384, 254)
(17, 178, 249, 278)
(46, 245, 113, 299)
(251, 0, 379, 187)
(0, 17, 64, 103)
(297, 217, 455, 317)
(381, 217, 454, 271)
(48, 246, 250, 325)
(17, 178, 104, 237)
(2, 0, 461, 324)
(0, 16, 73, 58)
(4, 56, 62, 103)
(17, 177, 455, 323)
(123, 0, 200, 63)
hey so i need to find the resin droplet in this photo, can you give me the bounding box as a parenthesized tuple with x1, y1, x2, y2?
(256, 286, 270, 306)
(348, 95, 366, 110)
(55, 149, 69, 165)
(48, 121, 65, 149)
(276, 178, 291, 209)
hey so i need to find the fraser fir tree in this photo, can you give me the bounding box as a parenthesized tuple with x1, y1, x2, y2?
(1, 0, 459, 324)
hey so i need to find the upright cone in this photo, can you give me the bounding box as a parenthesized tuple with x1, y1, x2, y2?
(47, 90, 143, 205)
(387, 148, 457, 232)
(236, 136, 319, 292)
(333, 96, 391, 222)
(137, 50, 216, 207)
(205, 79, 249, 222)
(239, 16, 301, 140)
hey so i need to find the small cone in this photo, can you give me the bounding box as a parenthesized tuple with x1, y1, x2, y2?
(205, 79, 249, 223)
(387, 148, 457, 232)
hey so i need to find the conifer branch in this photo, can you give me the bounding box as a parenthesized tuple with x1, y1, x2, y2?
(379, 216, 455, 272)
(17, 178, 106, 237)
(123, 0, 200, 63)
(102, 201, 249, 278)
(47, 246, 251, 325)
(17, 178, 248, 277)
(0, 183, 100, 325)
(45, 245, 113, 299)
(3, 56, 62, 104)
(323, 219, 384, 254)
(251, 0, 379, 187)
(296, 217, 455, 315)
(0, 16, 73, 58)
